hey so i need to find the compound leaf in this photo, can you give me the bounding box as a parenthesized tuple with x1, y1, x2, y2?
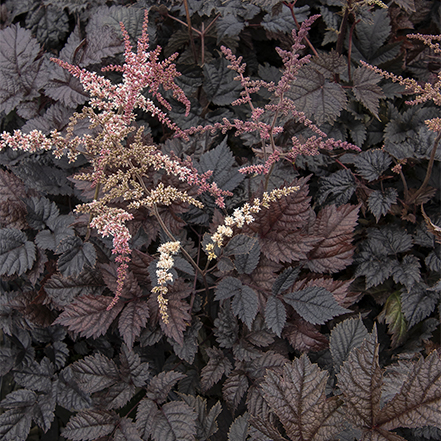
(284, 287, 350, 325)
(0, 228, 36, 276)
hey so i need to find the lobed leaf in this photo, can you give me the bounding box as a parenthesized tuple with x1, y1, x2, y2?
(400, 282, 438, 329)
(57, 237, 97, 278)
(0, 228, 36, 276)
(286, 66, 347, 125)
(352, 67, 385, 119)
(368, 188, 398, 221)
(261, 355, 343, 441)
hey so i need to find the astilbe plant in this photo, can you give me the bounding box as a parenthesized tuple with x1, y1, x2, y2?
(0, 11, 359, 316)
(1, 4, 441, 441)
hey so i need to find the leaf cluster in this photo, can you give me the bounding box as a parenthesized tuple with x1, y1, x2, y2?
(0, 0, 440, 440)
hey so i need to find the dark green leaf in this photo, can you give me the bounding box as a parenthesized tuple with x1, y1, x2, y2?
(378, 292, 408, 348)
(284, 286, 350, 325)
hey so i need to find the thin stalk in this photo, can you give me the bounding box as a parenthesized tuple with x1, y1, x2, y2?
(283, 1, 318, 56)
(183, 0, 199, 64)
(410, 131, 441, 203)
(347, 19, 359, 81)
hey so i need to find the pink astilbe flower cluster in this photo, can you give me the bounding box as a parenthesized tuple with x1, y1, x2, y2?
(183, 15, 359, 175)
(88, 206, 133, 309)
